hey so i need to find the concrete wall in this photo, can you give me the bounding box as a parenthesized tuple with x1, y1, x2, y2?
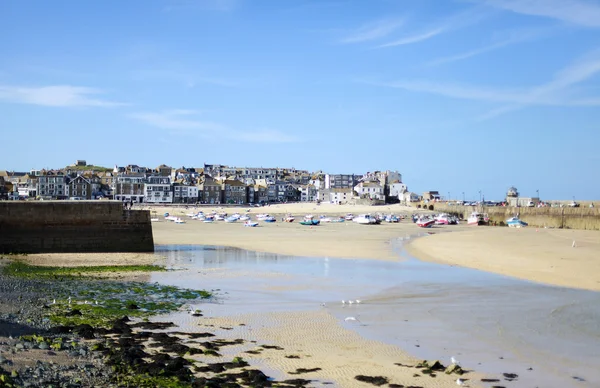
(0, 201, 154, 253)
(430, 203, 600, 230)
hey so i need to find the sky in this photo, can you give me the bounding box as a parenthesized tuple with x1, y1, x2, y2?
(1, 0, 599, 200)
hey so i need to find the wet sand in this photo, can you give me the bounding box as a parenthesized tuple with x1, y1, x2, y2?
(406, 227, 600, 291)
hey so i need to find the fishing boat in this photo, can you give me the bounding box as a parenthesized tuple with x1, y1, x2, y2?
(240, 215, 250, 221)
(506, 217, 528, 228)
(300, 219, 320, 226)
(353, 214, 378, 225)
(467, 212, 487, 226)
(416, 217, 435, 228)
(284, 214, 295, 222)
(331, 217, 345, 223)
(256, 213, 270, 220)
(263, 216, 276, 222)
(244, 221, 259, 227)
(344, 213, 354, 221)
(224, 216, 238, 223)
(385, 215, 400, 223)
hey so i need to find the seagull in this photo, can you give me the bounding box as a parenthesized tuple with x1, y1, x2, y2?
(94, 300, 98, 305)
(341, 300, 346, 305)
(51, 299, 56, 305)
(344, 316, 361, 323)
(456, 378, 466, 386)
(355, 300, 361, 304)
(451, 356, 460, 365)
(348, 300, 354, 305)
(68, 297, 72, 305)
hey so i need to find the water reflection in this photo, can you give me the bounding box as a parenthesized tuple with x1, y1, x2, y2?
(152, 244, 600, 388)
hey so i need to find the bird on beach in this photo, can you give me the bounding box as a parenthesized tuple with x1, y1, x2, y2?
(451, 356, 460, 365)
(355, 300, 361, 304)
(341, 300, 346, 305)
(68, 297, 72, 305)
(348, 300, 354, 305)
(456, 378, 466, 386)
(51, 299, 56, 305)
(344, 316, 361, 323)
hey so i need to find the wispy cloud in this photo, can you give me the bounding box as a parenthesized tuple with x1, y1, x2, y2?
(129, 109, 300, 143)
(479, 0, 600, 28)
(0, 85, 125, 107)
(376, 7, 491, 48)
(427, 27, 552, 66)
(377, 28, 444, 48)
(340, 18, 405, 44)
(132, 69, 240, 88)
(163, 0, 241, 12)
(368, 50, 600, 118)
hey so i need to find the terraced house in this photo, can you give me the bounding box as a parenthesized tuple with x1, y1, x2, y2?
(144, 176, 172, 204)
(114, 173, 145, 202)
(37, 172, 67, 200)
(65, 174, 102, 200)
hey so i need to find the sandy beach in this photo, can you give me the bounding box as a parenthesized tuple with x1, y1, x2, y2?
(151, 203, 425, 261)
(406, 227, 600, 291)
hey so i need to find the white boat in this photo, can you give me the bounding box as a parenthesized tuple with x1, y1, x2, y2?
(244, 221, 259, 227)
(506, 217, 528, 228)
(467, 212, 487, 226)
(344, 213, 354, 221)
(284, 215, 295, 222)
(240, 215, 250, 221)
(263, 216, 276, 223)
(304, 214, 314, 221)
(256, 213, 270, 220)
(174, 218, 185, 224)
(435, 214, 450, 225)
(385, 214, 399, 223)
(215, 214, 226, 221)
(225, 216, 238, 223)
(319, 216, 332, 223)
(353, 214, 378, 225)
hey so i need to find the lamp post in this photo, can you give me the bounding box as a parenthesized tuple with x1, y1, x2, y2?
(462, 192, 465, 202)
(478, 190, 482, 203)
(536, 189, 539, 200)
(448, 191, 450, 201)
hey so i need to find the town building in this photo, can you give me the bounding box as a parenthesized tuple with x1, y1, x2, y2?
(253, 184, 268, 204)
(114, 173, 145, 202)
(324, 174, 361, 189)
(37, 172, 67, 200)
(144, 176, 173, 204)
(173, 182, 198, 204)
(299, 184, 318, 202)
(199, 176, 222, 204)
(222, 179, 247, 204)
(65, 174, 102, 200)
(354, 181, 385, 201)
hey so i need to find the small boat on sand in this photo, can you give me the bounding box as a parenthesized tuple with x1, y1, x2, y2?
(353, 214, 378, 225)
(263, 216, 276, 223)
(300, 219, 320, 226)
(416, 217, 435, 228)
(506, 217, 528, 228)
(244, 221, 259, 227)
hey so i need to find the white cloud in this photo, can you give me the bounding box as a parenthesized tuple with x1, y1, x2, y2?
(479, 0, 600, 27)
(340, 18, 405, 44)
(128, 110, 224, 132)
(132, 69, 240, 88)
(370, 51, 600, 118)
(427, 27, 551, 66)
(0, 85, 125, 107)
(377, 28, 444, 48)
(377, 7, 491, 48)
(129, 109, 300, 143)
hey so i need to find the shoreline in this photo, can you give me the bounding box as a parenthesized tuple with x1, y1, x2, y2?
(405, 227, 600, 292)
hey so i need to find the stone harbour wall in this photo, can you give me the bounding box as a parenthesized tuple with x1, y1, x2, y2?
(0, 201, 154, 253)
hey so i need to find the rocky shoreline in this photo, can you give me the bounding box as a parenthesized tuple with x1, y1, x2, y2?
(0, 262, 317, 388)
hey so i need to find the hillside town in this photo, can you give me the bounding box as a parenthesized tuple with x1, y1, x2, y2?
(0, 160, 418, 205)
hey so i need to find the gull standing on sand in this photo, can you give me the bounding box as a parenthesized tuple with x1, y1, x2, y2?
(341, 300, 346, 305)
(451, 356, 460, 365)
(348, 300, 354, 305)
(355, 300, 361, 304)
(456, 378, 465, 386)
(344, 316, 361, 323)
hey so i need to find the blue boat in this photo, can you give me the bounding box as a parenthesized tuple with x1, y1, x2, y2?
(300, 219, 320, 226)
(506, 217, 528, 228)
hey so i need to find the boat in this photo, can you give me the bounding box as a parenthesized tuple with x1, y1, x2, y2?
(319, 216, 332, 223)
(506, 217, 528, 228)
(224, 216, 238, 223)
(215, 213, 226, 221)
(174, 218, 185, 224)
(385, 215, 400, 223)
(434, 214, 450, 225)
(344, 213, 354, 221)
(240, 215, 250, 221)
(300, 219, 320, 226)
(244, 221, 259, 227)
(331, 217, 345, 223)
(263, 216, 276, 222)
(285, 215, 295, 222)
(416, 217, 435, 228)
(467, 212, 487, 226)
(256, 213, 270, 220)
(353, 214, 378, 225)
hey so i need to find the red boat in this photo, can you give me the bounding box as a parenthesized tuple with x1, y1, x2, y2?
(417, 218, 435, 228)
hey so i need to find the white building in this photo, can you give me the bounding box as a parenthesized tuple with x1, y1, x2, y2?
(173, 184, 199, 204)
(37, 174, 67, 199)
(114, 173, 145, 202)
(144, 176, 172, 204)
(354, 181, 385, 201)
(299, 184, 318, 202)
(388, 182, 408, 199)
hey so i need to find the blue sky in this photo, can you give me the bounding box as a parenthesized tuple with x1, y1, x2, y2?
(1, 0, 599, 200)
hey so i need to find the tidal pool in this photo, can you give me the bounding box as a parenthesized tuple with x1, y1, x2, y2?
(152, 242, 600, 388)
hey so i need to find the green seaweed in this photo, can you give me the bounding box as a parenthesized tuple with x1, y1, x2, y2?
(2, 261, 166, 278)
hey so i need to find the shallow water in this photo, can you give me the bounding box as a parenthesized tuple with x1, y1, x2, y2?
(152, 242, 600, 388)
